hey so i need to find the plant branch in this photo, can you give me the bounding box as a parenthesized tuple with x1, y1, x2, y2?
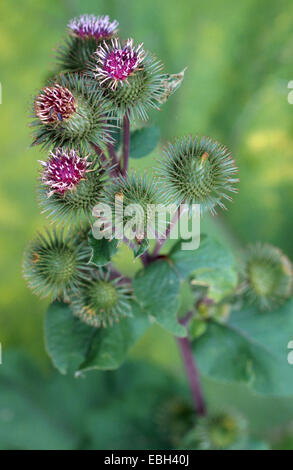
(151, 204, 186, 258)
(109, 266, 132, 284)
(122, 113, 130, 176)
(91, 141, 121, 178)
(107, 142, 121, 175)
(90, 141, 107, 164)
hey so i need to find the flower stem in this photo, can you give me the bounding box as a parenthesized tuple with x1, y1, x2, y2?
(152, 204, 185, 258)
(90, 142, 107, 164)
(107, 142, 119, 166)
(122, 113, 130, 176)
(107, 143, 121, 177)
(177, 334, 206, 416)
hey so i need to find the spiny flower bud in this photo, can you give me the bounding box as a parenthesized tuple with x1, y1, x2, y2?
(89, 39, 165, 120)
(184, 410, 246, 450)
(23, 229, 91, 300)
(39, 148, 91, 197)
(94, 38, 145, 90)
(37, 155, 107, 225)
(57, 15, 119, 73)
(32, 74, 113, 152)
(242, 243, 293, 310)
(68, 14, 119, 40)
(101, 173, 166, 241)
(158, 136, 239, 215)
(156, 397, 194, 447)
(34, 85, 76, 123)
(71, 271, 132, 328)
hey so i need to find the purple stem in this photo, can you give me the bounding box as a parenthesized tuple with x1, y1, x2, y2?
(91, 135, 206, 414)
(177, 334, 206, 416)
(107, 143, 121, 175)
(90, 142, 107, 164)
(122, 113, 130, 176)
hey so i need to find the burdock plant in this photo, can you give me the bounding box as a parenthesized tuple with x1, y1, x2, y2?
(23, 12, 293, 450)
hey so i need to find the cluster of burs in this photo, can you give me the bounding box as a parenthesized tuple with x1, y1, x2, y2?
(23, 14, 293, 329)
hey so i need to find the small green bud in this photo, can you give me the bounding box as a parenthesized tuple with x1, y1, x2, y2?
(183, 409, 247, 450)
(196, 298, 231, 323)
(23, 229, 91, 300)
(101, 173, 166, 242)
(158, 136, 238, 214)
(243, 243, 293, 310)
(71, 271, 132, 328)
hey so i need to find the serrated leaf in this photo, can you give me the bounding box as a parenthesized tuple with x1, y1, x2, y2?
(169, 234, 238, 301)
(193, 299, 293, 396)
(130, 126, 160, 159)
(45, 300, 150, 375)
(77, 301, 150, 374)
(88, 232, 118, 267)
(133, 259, 187, 337)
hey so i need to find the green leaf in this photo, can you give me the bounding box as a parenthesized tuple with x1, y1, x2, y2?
(45, 301, 150, 375)
(169, 234, 238, 301)
(88, 232, 118, 267)
(133, 259, 187, 337)
(193, 299, 293, 396)
(189, 317, 208, 339)
(130, 126, 160, 159)
(77, 301, 150, 374)
(177, 280, 195, 317)
(45, 301, 95, 375)
(133, 238, 149, 258)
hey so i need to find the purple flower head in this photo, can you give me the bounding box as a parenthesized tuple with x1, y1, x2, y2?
(68, 14, 119, 40)
(35, 85, 76, 123)
(94, 38, 145, 89)
(39, 149, 91, 197)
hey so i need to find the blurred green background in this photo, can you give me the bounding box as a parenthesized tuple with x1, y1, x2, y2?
(1, 0, 293, 449)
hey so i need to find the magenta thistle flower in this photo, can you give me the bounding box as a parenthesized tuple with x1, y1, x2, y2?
(94, 38, 145, 89)
(68, 14, 118, 40)
(39, 148, 91, 197)
(35, 85, 76, 124)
